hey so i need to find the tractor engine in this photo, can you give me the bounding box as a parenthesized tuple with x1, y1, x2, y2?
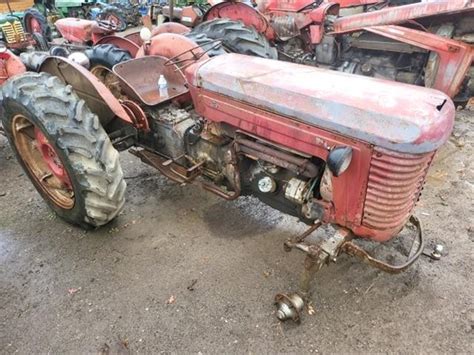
(139, 104, 325, 222)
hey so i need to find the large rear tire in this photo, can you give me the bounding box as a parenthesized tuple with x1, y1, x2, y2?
(85, 44, 131, 96)
(85, 44, 132, 70)
(184, 32, 227, 57)
(0, 72, 126, 228)
(190, 19, 277, 59)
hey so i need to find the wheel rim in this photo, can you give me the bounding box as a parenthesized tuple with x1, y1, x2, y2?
(12, 114, 75, 210)
(106, 13, 121, 26)
(28, 16, 42, 34)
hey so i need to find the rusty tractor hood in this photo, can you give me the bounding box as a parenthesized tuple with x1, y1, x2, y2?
(192, 54, 454, 155)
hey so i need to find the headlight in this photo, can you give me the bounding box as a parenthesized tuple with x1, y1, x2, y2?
(327, 146, 353, 177)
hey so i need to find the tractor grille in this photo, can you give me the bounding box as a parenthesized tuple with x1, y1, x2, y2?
(362, 148, 434, 230)
(0, 21, 27, 44)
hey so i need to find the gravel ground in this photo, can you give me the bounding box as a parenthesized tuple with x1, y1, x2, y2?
(0, 107, 472, 353)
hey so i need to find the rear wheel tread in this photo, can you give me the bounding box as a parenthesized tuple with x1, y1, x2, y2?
(190, 19, 277, 59)
(0, 72, 126, 227)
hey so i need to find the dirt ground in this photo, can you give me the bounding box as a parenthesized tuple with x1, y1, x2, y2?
(0, 107, 473, 353)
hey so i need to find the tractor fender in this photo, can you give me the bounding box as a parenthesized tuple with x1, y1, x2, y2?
(135, 33, 209, 63)
(203, 2, 276, 41)
(123, 31, 143, 47)
(39, 56, 133, 127)
(95, 35, 140, 57)
(151, 22, 190, 37)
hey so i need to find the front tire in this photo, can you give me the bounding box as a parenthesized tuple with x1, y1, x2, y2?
(32, 32, 49, 51)
(23, 8, 52, 41)
(0, 72, 126, 228)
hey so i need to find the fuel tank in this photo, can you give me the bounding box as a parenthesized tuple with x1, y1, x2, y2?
(55, 18, 113, 43)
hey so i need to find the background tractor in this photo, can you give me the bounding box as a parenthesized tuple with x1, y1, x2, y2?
(0, 32, 454, 321)
(0, 42, 26, 136)
(0, 42, 25, 84)
(108, 0, 145, 28)
(158, 0, 212, 27)
(17, 16, 139, 79)
(187, 0, 473, 103)
(53, 0, 135, 31)
(0, 0, 52, 52)
(52, 16, 140, 54)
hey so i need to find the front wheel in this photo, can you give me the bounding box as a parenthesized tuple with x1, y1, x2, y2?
(99, 9, 127, 32)
(23, 8, 53, 41)
(1, 72, 126, 228)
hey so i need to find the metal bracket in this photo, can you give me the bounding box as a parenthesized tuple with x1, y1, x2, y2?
(275, 215, 425, 322)
(275, 224, 351, 322)
(163, 39, 222, 71)
(422, 244, 444, 261)
(341, 215, 424, 274)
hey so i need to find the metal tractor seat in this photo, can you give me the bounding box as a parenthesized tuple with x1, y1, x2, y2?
(194, 54, 454, 154)
(113, 56, 189, 106)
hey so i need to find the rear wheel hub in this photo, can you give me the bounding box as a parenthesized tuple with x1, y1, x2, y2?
(28, 17, 42, 34)
(12, 114, 74, 209)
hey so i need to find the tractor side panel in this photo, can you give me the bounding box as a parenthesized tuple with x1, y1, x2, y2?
(191, 87, 373, 237)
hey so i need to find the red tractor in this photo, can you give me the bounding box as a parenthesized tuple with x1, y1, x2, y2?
(0, 44, 25, 136)
(49, 17, 222, 73)
(0, 44, 26, 86)
(189, 0, 473, 102)
(0, 33, 454, 322)
(16, 16, 146, 81)
(53, 17, 141, 56)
